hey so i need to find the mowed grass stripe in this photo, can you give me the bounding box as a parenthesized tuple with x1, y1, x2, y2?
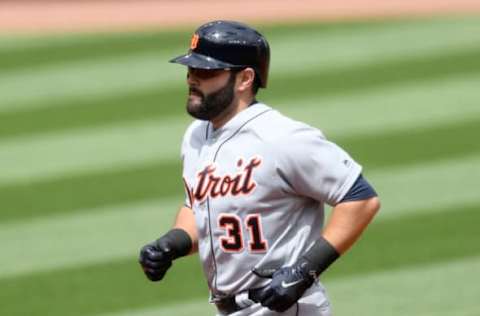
(368, 154, 480, 219)
(0, 255, 208, 316)
(0, 51, 184, 112)
(2, 203, 479, 316)
(0, 31, 187, 73)
(326, 202, 480, 276)
(1, 155, 480, 277)
(2, 18, 480, 114)
(0, 161, 184, 223)
(111, 256, 480, 316)
(0, 117, 188, 186)
(328, 256, 480, 316)
(0, 198, 180, 278)
(1, 53, 480, 139)
(264, 44, 480, 102)
(0, 86, 185, 139)
(2, 16, 478, 72)
(3, 42, 480, 116)
(3, 72, 480, 186)
(345, 117, 480, 169)
(3, 16, 477, 66)
(2, 121, 480, 223)
(270, 16, 480, 76)
(280, 73, 480, 139)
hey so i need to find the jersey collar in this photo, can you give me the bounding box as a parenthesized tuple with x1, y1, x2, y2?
(207, 102, 271, 141)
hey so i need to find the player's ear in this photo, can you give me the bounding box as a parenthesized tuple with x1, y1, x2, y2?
(236, 68, 255, 93)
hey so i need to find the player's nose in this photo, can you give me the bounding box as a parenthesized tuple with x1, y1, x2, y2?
(186, 72, 200, 86)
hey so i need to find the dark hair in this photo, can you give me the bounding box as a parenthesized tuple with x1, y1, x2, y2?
(252, 75, 261, 95)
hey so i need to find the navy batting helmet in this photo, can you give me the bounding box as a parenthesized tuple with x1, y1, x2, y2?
(170, 20, 270, 88)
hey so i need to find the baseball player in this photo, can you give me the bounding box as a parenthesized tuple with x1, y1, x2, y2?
(139, 20, 380, 315)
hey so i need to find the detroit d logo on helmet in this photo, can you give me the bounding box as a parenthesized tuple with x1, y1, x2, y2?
(190, 34, 199, 50)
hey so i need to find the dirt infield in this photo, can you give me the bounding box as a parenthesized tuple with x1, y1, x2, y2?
(1, 0, 479, 34)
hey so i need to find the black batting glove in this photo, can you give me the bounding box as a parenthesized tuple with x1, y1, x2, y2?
(252, 237, 340, 312)
(139, 237, 174, 281)
(139, 229, 192, 282)
(253, 261, 314, 312)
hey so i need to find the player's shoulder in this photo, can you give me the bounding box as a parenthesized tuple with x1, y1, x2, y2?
(253, 103, 326, 142)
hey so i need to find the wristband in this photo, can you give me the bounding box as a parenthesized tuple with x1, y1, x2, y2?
(300, 236, 340, 278)
(162, 228, 193, 259)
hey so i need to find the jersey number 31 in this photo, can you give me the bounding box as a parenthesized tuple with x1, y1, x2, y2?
(218, 214, 268, 253)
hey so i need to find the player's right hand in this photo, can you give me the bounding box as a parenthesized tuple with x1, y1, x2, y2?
(138, 238, 174, 282)
(253, 262, 314, 312)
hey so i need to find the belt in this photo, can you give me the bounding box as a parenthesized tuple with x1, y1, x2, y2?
(213, 287, 265, 315)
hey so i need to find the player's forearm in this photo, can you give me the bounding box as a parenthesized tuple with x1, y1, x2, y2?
(173, 205, 199, 254)
(322, 196, 380, 254)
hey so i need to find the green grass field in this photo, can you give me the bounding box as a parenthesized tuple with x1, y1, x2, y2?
(1, 15, 480, 315)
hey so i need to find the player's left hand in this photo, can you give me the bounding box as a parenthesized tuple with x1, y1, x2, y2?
(253, 262, 315, 312)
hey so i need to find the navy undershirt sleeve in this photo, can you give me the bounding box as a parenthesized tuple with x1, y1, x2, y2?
(341, 174, 377, 202)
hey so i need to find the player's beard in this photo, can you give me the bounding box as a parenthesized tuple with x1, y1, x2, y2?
(186, 73, 236, 121)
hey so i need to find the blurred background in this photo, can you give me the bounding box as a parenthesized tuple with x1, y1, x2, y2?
(1, 1, 480, 315)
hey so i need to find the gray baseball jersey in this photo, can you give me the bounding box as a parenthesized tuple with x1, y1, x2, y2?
(181, 103, 361, 299)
